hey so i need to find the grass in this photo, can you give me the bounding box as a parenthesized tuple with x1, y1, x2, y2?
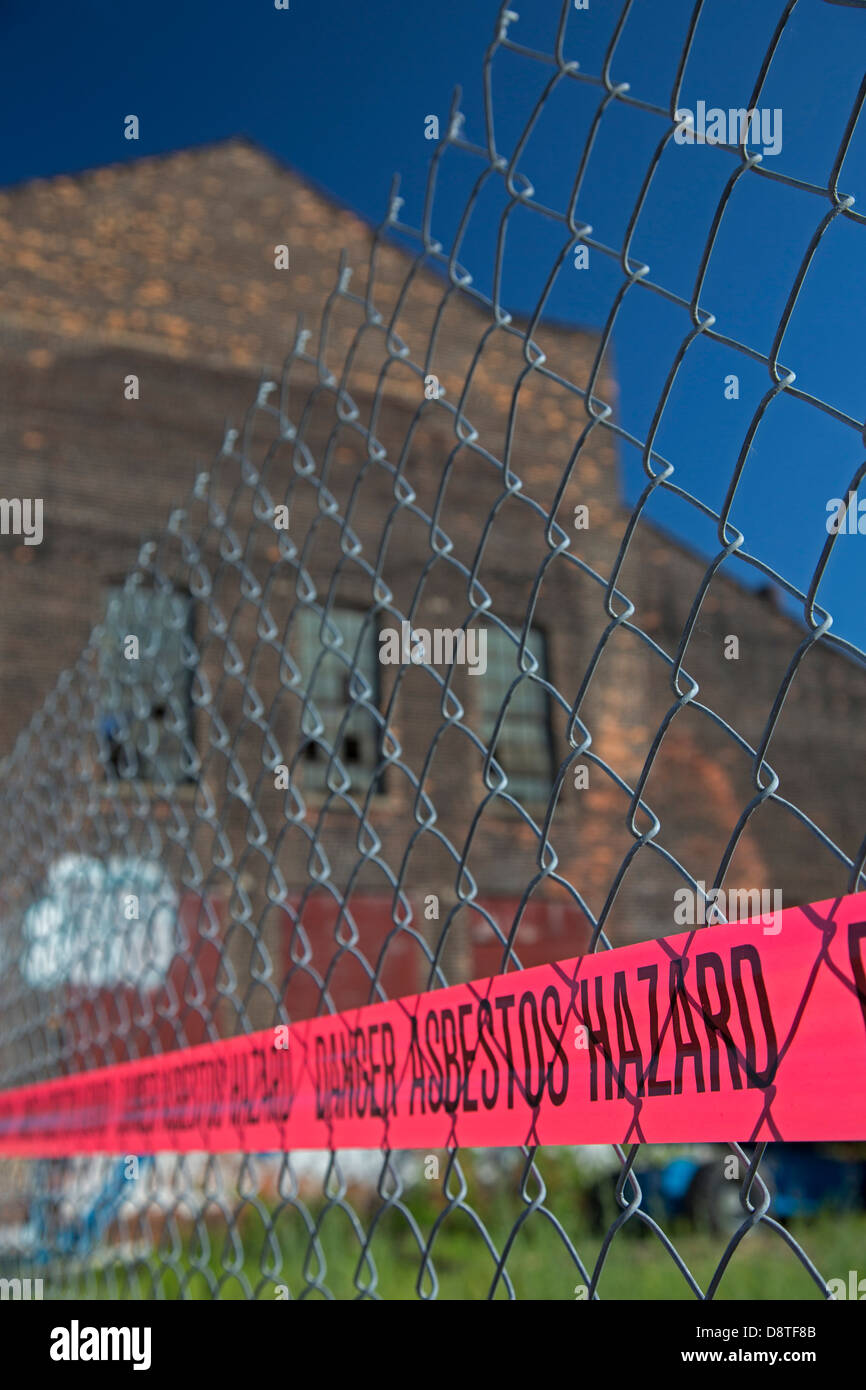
(186, 1206, 861, 1300)
(57, 1149, 866, 1300)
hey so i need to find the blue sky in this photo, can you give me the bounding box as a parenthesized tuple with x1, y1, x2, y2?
(2, 0, 865, 651)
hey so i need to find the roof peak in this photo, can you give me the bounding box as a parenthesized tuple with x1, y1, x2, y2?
(0, 135, 388, 233)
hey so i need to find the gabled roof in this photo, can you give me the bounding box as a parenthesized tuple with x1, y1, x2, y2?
(0, 138, 400, 371)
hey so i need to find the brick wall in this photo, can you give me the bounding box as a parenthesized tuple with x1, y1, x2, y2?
(1, 140, 864, 1037)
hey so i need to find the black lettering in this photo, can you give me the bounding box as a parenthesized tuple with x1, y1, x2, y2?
(341, 1031, 354, 1117)
(176, 1066, 188, 1130)
(261, 1051, 278, 1124)
(494, 995, 517, 1107)
(409, 1017, 427, 1115)
(439, 1009, 461, 1114)
(381, 1022, 397, 1117)
(368, 1024, 382, 1117)
(231, 1054, 246, 1127)
(425, 1011, 443, 1112)
(191, 1062, 206, 1130)
(540, 985, 569, 1105)
(518, 991, 546, 1107)
(247, 1049, 264, 1123)
(637, 964, 672, 1097)
(272, 1048, 291, 1123)
(613, 970, 643, 1099)
(457, 1004, 478, 1112)
(668, 958, 705, 1094)
(580, 975, 616, 1102)
(477, 1000, 499, 1109)
(695, 952, 741, 1091)
(314, 1037, 328, 1120)
(354, 1027, 368, 1118)
(328, 1035, 342, 1119)
(161, 1072, 174, 1131)
(215, 1058, 228, 1128)
(848, 921, 866, 1041)
(731, 945, 777, 1088)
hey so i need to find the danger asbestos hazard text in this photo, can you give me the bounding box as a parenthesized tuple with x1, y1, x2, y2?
(1, 894, 865, 1153)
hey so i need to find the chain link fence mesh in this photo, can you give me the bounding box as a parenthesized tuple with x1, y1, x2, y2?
(0, 0, 865, 1298)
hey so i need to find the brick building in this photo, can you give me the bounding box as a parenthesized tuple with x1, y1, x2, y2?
(0, 139, 864, 1055)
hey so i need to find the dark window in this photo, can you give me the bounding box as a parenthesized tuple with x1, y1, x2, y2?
(97, 585, 195, 785)
(478, 624, 553, 805)
(295, 606, 382, 795)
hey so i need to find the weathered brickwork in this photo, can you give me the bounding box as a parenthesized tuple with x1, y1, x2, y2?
(0, 139, 863, 1033)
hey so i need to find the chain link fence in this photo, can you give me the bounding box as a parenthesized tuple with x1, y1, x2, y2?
(0, 0, 865, 1298)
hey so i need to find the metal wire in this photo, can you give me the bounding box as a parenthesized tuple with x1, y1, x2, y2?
(0, 0, 864, 1299)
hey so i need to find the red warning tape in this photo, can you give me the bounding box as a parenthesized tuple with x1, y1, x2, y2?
(2, 892, 866, 1154)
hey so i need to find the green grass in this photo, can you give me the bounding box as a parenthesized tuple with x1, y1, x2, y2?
(60, 1150, 866, 1300)
(193, 1205, 861, 1300)
(78, 1207, 865, 1300)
